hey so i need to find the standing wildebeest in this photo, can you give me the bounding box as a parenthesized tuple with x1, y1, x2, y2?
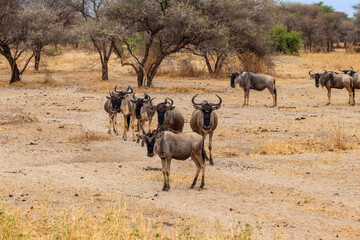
(104, 90, 122, 135)
(190, 94, 222, 166)
(312, 70, 355, 105)
(131, 93, 156, 144)
(139, 127, 206, 191)
(230, 71, 277, 107)
(339, 67, 360, 89)
(153, 98, 184, 132)
(114, 86, 136, 141)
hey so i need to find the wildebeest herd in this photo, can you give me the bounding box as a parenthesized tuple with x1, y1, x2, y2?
(104, 68, 359, 191)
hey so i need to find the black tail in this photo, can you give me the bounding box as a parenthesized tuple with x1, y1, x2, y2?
(201, 139, 206, 162)
(274, 88, 277, 95)
(126, 115, 131, 131)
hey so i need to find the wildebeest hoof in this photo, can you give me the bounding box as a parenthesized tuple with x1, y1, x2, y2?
(200, 184, 205, 188)
(133, 139, 136, 142)
(190, 184, 195, 189)
(123, 138, 127, 141)
(162, 187, 170, 191)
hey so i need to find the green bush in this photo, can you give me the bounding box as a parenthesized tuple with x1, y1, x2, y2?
(267, 24, 302, 55)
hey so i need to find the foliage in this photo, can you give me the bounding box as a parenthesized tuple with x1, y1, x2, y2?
(313, 2, 334, 13)
(267, 24, 302, 55)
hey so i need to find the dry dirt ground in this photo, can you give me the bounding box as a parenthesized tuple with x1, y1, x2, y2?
(1, 50, 360, 239)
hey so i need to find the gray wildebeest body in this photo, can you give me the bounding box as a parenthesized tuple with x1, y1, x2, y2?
(313, 70, 355, 105)
(131, 93, 156, 143)
(139, 127, 206, 191)
(190, 94, 222, 165)
(154, 98, 184, 132)
(339, 67, 360, 89)
(114, 86, 137, 141)
(104, 90, 122, 135)
(230, 71, 277, 107)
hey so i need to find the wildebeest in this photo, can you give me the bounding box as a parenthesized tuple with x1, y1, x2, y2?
(339, 67, 360, 89)
(104, 90, 122, 135)
(230, 71, 277, 107)
(131, 93, 156, 144)
(312, 70, 355, 105)
(114, 86, 137, 140)
(190, 94, 222, 165)
(153, 98, 184, 132)
(139, 127, 206, 191)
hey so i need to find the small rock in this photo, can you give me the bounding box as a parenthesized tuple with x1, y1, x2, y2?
(229, 208, 233, 211)
(74, 193, 79, 197)
(29, 142, 37, 145)
(9, 194, 13, 197)
(80, 177, 84, 179)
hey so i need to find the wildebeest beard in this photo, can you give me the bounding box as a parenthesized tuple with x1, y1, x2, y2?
(157, 110, 165, 126)
(135, 103, 143, 119)
(112, 98, 123, 112)
(230, 75, 235, 88)
(315, 74, 321, 87)
(202, 104, 213, 130)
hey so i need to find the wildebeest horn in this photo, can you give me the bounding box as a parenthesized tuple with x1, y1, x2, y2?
(351, 66, 353, 71)
(144, 93, 150, 100)
(214, 94, 222, 106)
(338, 67, 343, 72)
(126, 86, 133, 93)
(323, 70, 327, 75)
(132, 94, 136, 100)
(114, 85, 121, 93)
(167, 97, 174, 108)
(140, 125, 147, 135)
(191, 94, 202, 106)
(309, 70, 314, 76)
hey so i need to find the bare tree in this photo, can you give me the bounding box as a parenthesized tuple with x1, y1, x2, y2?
(0, 0, 62, 83)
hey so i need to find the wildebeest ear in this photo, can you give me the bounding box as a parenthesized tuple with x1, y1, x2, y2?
(193, 105, 202, 110)
(212, 105, 221, 110)
(106, 96, 110, 99)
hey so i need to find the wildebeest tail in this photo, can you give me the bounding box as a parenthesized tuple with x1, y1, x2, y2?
(273, 79, 277, 95)
(201, 139, 206, 162)
(126, 115, 131, 131)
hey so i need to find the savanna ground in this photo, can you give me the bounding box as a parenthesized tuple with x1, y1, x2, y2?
(1, 48, 360, 239)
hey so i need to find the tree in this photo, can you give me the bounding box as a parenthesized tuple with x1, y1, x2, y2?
(69, 0, 114, 80)
(267, 24, 302, 55)
(0, 0, 62, 84)
(108, 0, 223, 87)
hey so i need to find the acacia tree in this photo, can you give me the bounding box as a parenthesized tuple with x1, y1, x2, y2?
(0, 0, 62, 83)
(69, 0, 114, 80)
(108, 0, 223, 87)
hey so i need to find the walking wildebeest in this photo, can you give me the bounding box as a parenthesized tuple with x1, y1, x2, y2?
(230, 71, 277, 107)
(152, 98, 184, 132)
(313, 70, 355, 105)
(131, 93, 156, 144)
(104, 90, 122, 135)
(190, 94, 222, 166)
(339, 67, 360, 89)
(139, 127, 206, 191)
(114, 85, 137, 141)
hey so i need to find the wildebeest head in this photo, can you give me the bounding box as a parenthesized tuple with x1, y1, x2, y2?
(114, 85, 133, 109)
(153, 98, 175, 127)
(339, 66, 356, 77)
(138, 126, 162, 157)
(106, 90, 122, 112)
(131, 93, 152, 119)
(192, 94, 222, 130)
(309, 70, 325, 88)
(229, 72, 241, 88)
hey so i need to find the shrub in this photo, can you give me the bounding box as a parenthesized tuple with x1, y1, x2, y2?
(267, 24, 302, 55)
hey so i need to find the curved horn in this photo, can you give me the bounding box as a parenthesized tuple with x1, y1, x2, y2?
(114, 85, 121, 93)
(214, 94, 222, 106)
(167, 97, 174, 108)
(132, 94, 136, 100)
(144, 93, 150, 100)
(150, 97, 156, 106)
(191, 94, 201, 106)
(323, 70, 327, 75)
(126, 86, 133, 93)
(140, 125, 147, 135)
(351, 66, 353, 71)
(338, 67, 343, 72)
(309, 70, 314, 76)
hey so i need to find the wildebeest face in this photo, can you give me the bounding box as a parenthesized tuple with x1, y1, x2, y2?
(315, 74, 321, 88)
(139, 131, 157, 157)
(230, 72, 240, 88)
(156, 103, 167, 126)
(107, 94, 122, 112)
(131, 98, 144, 119)
(199, 103, 213, 130)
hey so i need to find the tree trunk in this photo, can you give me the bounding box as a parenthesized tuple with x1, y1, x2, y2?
(327, 41, 330, 53)
(34, 48, 41, 71)
(101, 58, 109, 80)
(203, 54, 213, 75)
(137, 69, 144, 87)
(146, 56, 164, 87)
(10, 63, 20, 84)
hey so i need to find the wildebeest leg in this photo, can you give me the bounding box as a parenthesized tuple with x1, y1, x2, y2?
(243, 89, 247, 106)
(208, 131, 214, 166)
(346, 86, 355, 105)
(245, 89, 250, 106)
(123, 114, 128, 140)
(108, 113, 112, 134)
(191, 153, 200, 189)
(268, 87, 277, 107)
(131, 113, 136, 142)
(327, 88, 331, 105)
(113, 112, 118, 135)
(161, 158, 167, 191)
(163, 157, 171, 191)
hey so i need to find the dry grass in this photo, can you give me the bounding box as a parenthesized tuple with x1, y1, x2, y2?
(0, 204, 255, 240)
(0, 112, 38, 126)
(67, 125, 114, 143)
